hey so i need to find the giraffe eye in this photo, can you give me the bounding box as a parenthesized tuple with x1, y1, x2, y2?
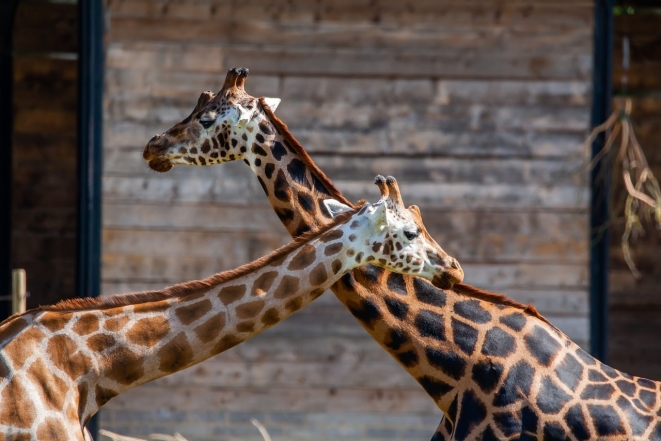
(404, 229, 419, 240)
(200, 120, 214, 129)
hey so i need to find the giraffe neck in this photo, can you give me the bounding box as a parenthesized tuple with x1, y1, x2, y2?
(248, 107, 661, 438)
(0, 211, 366, 432)
(245, 105, 350, 239)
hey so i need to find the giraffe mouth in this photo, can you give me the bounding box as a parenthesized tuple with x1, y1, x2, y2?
(431, 270, 462, 290)
(147, 157, 173, 173)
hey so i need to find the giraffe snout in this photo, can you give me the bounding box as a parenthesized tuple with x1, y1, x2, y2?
(143, 135, 174, 173)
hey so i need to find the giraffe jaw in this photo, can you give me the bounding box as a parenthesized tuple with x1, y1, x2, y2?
(147, 157, 173, 173)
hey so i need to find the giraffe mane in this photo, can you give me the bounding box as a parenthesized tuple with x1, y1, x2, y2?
(452, 283, 553, 326)
(259, 97, 354, 207)
(2, 206, 363, 320)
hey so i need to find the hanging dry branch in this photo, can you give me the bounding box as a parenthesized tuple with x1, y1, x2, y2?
(582, 97, 661, 278)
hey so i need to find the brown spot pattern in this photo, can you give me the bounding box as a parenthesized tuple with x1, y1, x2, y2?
(288, 244, 316, 271)
(36, 417, 69, 441)
(104, 316, 130, 332)
(261, 308, 280, 326)
(126, 316, 171, 347)
(0, 377, 36, 427)
(251, 271, 278, 296)
(236, 321, 255, 333)
(158, 332, 194, 373)
(87, 333, 116, 352)
(175, 299, 212, 325)
(320, 229, 343, 242)
(236, 300, 266, 319)
(274, 275, 300, 299)
(72, 314, 99, 336)
(309, 262, 328, 286)
(40, 312, 73, 332)
(213, 335, 243, 354)
(27, 359, 67, 410)
(324, 243, 343, 256)
(194, 315, 225, 343)
(47, 335, 92, 379)
(218, 285, 246, 305)
(285, 297, 303, 312)
(102, 347, 144, 385)
(95, 384, 117, 407)
(332, 259, 343, 274)
(3, 327, 45, 369)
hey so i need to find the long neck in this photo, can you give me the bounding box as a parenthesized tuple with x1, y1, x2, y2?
(245, 109, 349, 239)
(242, 107, 598, 414)
(22, 217, 362, 425)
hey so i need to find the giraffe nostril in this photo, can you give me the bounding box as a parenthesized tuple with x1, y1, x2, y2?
(149, 134, 161, 143)
(450, 258, 460, 270)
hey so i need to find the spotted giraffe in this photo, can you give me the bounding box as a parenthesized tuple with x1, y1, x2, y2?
(0, 177, 461, 440)
(143, 67, 661, 440)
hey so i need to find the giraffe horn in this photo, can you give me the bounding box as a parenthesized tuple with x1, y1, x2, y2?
(374, 175, 389, 199)
(222, 67, 249, 90)
(385, 176, 404, 206)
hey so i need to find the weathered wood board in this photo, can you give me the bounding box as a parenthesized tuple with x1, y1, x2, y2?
(100, 1, 593, 439)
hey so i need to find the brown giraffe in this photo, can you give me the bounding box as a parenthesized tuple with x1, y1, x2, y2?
(143, 67, 661, 440)
(0, 177, 461, 441)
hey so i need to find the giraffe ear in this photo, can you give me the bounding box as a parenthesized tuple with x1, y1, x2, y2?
(263, 97, 281, 112)
(371, 202, 389, 228)
(323, 199, 351, 218)
(235, 104, 253, 128)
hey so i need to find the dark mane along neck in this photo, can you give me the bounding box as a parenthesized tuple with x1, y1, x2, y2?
(453, 283, 553, 326)
(2, 207, 361, 320)
(259, 97, 353, 207)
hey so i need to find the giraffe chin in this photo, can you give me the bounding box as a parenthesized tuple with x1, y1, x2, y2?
(148, 158, 173, 173)
(431, 273, 455, 290)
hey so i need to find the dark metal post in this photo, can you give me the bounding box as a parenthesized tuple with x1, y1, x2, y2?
(590, 0, 615, 362)
(79, 0, 104, 436)
(0, 1, 19, 321)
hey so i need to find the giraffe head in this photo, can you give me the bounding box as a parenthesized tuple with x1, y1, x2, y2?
(143, 67, 281, 172)
(340, 176, 463, 289)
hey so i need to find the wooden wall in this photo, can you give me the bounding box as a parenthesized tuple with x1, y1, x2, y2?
(100, 1, 593, 439)
(608, 8, 661, 379)
(11, 1, 79, 308)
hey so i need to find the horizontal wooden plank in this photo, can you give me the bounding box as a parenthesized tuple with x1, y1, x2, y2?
(13, 57, 78, 112)
(106, 70, 591, 108)
(102, 382, 440, 413)
(109, 0, 592, 26)
(13, 2, 78, 53)
(106, 42, 592, 80)
(106, 96, 590, 134)
(103, 203, 588, 263)
(107, 15, 590, 56)
(103, 174, 589, 210)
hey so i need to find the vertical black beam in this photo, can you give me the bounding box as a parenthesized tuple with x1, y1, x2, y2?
(590, 0, 615, 362)
(79, 0, 104, 436)
(0, 1, 19, 321)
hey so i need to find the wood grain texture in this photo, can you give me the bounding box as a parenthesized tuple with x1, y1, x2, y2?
(100, 0, 593, 436)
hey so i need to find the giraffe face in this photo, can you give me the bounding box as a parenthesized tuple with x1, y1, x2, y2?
(342, 176, 464, 289)
(142, 68, 281, 172)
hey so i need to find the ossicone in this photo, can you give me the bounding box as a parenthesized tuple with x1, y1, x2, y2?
(222, 67, 249, 90)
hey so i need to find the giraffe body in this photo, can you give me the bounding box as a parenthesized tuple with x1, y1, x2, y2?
(0, 183, 459, 440)
(144, 67, 661, 440)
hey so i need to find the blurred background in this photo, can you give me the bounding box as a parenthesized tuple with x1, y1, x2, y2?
(2, 0, 660, 440)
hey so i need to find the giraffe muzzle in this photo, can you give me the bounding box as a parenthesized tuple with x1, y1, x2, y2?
(143, 137, 174, 172)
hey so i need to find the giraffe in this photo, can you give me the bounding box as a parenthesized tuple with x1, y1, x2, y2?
(143, 67, 661, 440)
(0, 176, 461, 441)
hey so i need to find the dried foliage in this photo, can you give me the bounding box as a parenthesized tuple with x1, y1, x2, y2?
(584, 98, 661, 278)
